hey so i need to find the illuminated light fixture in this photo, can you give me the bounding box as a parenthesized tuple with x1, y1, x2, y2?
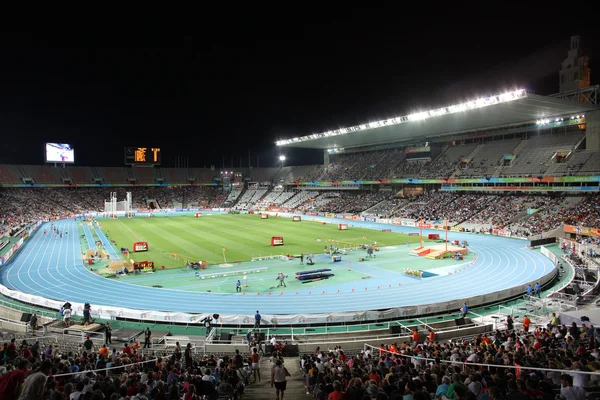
(275, 89, 527, 146)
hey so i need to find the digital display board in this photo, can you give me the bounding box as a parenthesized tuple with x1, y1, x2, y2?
(271, 236, 284, 246)
(125, 147, 161, 165)
(46, 143, 75, 163)
(133, 241, 149, 252)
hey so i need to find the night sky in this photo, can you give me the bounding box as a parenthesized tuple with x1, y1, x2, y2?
(0, 12, 598, 168)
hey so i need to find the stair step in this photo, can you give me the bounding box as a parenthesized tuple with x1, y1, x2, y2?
(242, 357, 307, 400)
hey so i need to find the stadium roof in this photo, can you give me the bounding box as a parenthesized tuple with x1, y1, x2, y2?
(275, 89, 599, 150)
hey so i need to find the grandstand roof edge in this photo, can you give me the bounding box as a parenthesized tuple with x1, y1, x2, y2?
(276, 90, 598, 150)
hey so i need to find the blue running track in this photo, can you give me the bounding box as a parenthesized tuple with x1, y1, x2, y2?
(0, 217, 555, 315)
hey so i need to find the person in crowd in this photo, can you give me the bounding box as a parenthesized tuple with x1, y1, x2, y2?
(271, 359, 289, 400)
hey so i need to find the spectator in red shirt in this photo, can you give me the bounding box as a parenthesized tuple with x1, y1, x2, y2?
(122, 344, 133, 356)
(328, 380, 345, 400)
(369, 371, 381, 388)
(0, 360, 29, 400)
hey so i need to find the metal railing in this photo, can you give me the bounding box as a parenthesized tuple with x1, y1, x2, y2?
(363, 343, 600, 376)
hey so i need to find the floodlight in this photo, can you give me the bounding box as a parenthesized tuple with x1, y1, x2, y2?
(275, 88, 527, 146)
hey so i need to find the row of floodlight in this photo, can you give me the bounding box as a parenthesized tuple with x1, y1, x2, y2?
(536, 115, 585, 125)
(275, 89, 527, 146)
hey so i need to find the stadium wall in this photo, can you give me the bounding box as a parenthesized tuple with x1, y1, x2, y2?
(0, 210, 558, 326)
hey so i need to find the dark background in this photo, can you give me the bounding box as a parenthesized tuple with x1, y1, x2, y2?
(0, 10, 597, 168)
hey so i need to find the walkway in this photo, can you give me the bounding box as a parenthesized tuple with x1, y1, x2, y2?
(243, 357, 306, 400)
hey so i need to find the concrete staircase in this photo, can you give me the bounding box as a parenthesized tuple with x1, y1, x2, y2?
(493, 139, 528, 177)
(361, 197, 390, 215)
(451, 144, 484, 178)
(243, 357, 307, 400)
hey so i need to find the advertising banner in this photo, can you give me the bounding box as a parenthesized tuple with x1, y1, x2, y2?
(405, 146, 431, 153)
(334, 214, 344, 219)
(325, 213, 335, 218)
(564, 224, 600, 237)
(365, 217, 376, 222)
(540, 246, 557, 264)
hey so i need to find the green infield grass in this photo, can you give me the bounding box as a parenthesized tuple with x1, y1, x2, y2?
(96, 214, 425, 269)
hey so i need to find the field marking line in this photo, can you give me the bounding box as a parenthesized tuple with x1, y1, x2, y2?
(118, 219, 142, 241)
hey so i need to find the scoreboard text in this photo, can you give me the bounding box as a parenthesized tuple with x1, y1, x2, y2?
(133, 261, 154, 270)
(125, 147, 161, 165)
(133, 241, 149, 252)
(271, 236, 284, 246)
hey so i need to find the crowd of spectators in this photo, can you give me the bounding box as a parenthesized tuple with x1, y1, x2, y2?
(463, 196, 544, 229)
(390, 162, 423, 179)
(386, 192, 600, 238)
(365, 198, 408, 218)
(0, 189, 76, 237)
(296, 145, 483, 182)
(0, 336, 262, 400)
(296, 148, 442, 182)
(446, 195, 494, 225)
(301, 317, 600, 400)
(2, 187, 599, 241)
(563, 194, 600, 230)
(318, 192, 390, 214)
(507, 196, 591, 238)
(394, 191, 461, 221)
(0, 187, 228, 238)
(320, 153, 381, 182)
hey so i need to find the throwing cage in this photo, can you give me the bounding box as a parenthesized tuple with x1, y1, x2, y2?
(104, 192, 133, 218)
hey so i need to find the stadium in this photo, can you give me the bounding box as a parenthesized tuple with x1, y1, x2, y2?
(1, 33, 600, 400)
(4, 85, 597, 325)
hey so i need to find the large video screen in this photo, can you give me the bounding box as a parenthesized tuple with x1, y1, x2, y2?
(45, 143, 75, 163)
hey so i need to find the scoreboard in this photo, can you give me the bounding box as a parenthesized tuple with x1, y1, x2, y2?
(133, 261, 154, 270)
(133, 241, 149, 252)
(125, 147, 161, 165)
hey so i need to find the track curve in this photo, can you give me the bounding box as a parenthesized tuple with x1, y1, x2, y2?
(0, 217, 555, 316)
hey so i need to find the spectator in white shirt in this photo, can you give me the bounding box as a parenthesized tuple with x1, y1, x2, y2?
(560, 374, 586, 400)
